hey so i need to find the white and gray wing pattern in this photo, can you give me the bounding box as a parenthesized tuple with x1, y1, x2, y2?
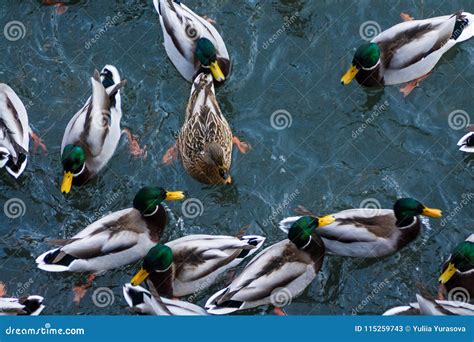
(123, 284, 207, 316)
(0, 296, 45, 316)
(205, 240, 316, 314)
(154, 0, 229, 82)
(61, 71, 125, 171)
(0, 83, 30, 178)
(35, 208, 154, 273)
(279, 209, 398, 258)
(374, 12, 474, 85)
(166, 234, 265, 282)
(383, 294, 474, 316)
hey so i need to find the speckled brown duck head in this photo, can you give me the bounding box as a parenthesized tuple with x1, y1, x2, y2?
(199, 142, 231, 184)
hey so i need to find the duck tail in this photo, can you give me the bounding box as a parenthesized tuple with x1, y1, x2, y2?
(123, 283, 158, 315)
(452, 11, 474, 42)
(205, 288, 241, 315)
(35, 248, 75, 272)
(278, 216, 302, 234)
(457, 132, 474, 152)
(4, 153, 27, 179)
(236, 235, 266, 259)
(20, 295, 45, 315)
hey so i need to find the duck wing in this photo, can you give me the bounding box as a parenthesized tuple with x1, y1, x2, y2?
(375, 12, 472, 84)
(0, 84, 29, 165)
(213, 240, 313, 305)
(167, 234, 264, 282)
(61, 72, 125, 158)
(154, 0, 229, 81)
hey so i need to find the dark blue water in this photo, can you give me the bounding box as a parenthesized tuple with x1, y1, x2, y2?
(0, 0, 472, 315)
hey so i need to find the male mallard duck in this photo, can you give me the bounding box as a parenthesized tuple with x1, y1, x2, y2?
(439, 234, 473, 301)
(279, 198, 442, 258)
(0, 295, 45, 316)
(166, 73, 248, 184)
(0, 84, 45, 178)
(60, 65, 126, 194)
(205, 216, 335, 315)
(153, 0, 230, 82)
(383, 293, 474, 316)
(130, 234, 266, 297)
(457, 125, 474, 153)
(341, 11, 474, 88)
(123, 283, 207, 315)
(35, 186, 184, 272)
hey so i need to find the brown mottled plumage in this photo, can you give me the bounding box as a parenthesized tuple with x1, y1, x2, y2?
(178, 73, 233, 184)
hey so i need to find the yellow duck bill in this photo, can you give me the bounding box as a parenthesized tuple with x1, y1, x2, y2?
(61, 171, 74, 194)
(422, 207, 442, 218)
(318, 215, 336, 227)
(165, 191, 185, 201)
(130, 268, 150, 286)
(210, 61, 225, 82)
(341, 65, 359, 85)
(439, 262, 457, 284)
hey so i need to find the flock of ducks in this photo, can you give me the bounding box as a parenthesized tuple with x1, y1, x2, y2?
(0, 1, 473, 316)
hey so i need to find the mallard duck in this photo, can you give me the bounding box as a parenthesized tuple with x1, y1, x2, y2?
(457, 125, 474, 153)
(341, 11, 474, 87)
(123, 283, 207, 315)
(173, 72, 248, 184)
(0, 84, 45, 178)
(129, 234, 266, 297)
(205, 216, 335, 315)
(279, 198, 442, 258)
(35, 186, 184, 272)
(0, 295, 45, 316)
(153, 0, 230, 82)
(60, 65, 126, 194)
(383, 293, 474, 315)
(439, 234, 473, 300)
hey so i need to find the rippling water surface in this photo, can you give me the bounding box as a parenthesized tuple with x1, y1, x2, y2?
(0, 0, 472, 315)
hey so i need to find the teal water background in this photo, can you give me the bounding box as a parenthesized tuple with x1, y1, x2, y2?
(0, 0, 472, 315)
